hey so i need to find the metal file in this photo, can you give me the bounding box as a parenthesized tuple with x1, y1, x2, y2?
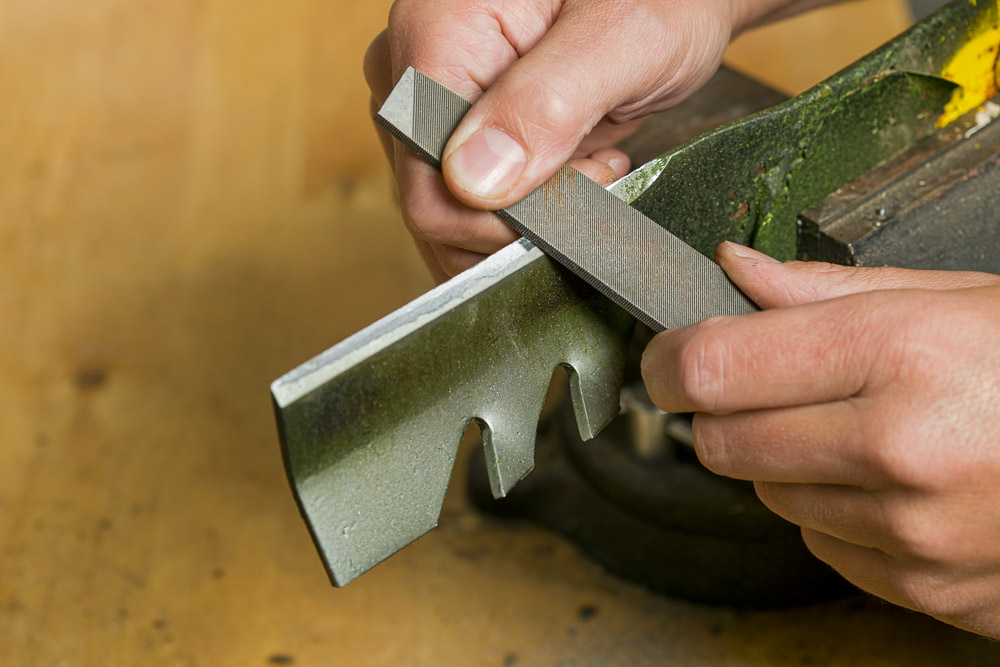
(375, 68, 759, 332)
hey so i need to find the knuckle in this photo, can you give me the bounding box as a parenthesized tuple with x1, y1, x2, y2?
(568, 159, 617, 187)
(880, 502, 948, 562)
(435, 246, 473, 277)
(845, 266, 905, 294)
(862, 430, 900, 478)
(605, 105, 644, 124)
(796, 261, 857, 299)
(753, 480, 785, 510)
(862, 428, 941, 490)
(676, 319, 730, 412)
(691, 416, 730, 475)
(498, 67, 588, 154)
(398, 185, 466, 246)
(639, 342, 668, 406)
(400, 185, 504, 249)
(610, 0, 658, 25)
(887, 569, 930, 610)
(967, 270, 1000, 288)
(403, 213, 450, 245)
(864, 435, 919, 487)
(362, 32, 388, 90)
(889, 567, 968, 620)
(386, 0, 415, 35)
(399, 191, 446, 243)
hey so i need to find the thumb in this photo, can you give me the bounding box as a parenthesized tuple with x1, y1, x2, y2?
(441, 2, 728, 209)
(716, 242, 1000, 309)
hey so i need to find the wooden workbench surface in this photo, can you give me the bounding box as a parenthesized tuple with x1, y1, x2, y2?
(3, 0, 998, 664)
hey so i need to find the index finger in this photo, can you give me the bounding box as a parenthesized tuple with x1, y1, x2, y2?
(387, 0, 534, 99)
(640, 291, 896, 414)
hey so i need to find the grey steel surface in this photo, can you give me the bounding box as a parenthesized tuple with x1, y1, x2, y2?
(272, 240, 633, 586)
(376, 68, 758, 332)
(273, 66, 784, 589)
(800, 96, 1000, 271)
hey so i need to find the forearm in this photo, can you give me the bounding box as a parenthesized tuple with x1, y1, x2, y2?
(732, 0, 842, 34)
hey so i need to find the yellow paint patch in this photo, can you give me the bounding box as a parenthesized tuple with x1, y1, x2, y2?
(937, 14, 1000, 126)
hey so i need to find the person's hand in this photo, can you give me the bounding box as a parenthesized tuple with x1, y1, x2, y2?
(364, 0, 817, 282)
(641, 243, 1000, 638)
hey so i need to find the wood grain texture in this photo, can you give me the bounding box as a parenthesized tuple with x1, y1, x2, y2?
(2, 1, 998, 665)
(726, 0, 916, 94)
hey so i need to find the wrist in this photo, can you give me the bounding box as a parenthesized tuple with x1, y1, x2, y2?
(729, 0, 835, 35)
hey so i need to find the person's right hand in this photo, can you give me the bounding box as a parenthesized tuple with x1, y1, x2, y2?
(364, 0, 822, 282)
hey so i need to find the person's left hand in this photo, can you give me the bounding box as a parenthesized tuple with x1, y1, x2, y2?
(641, 242, 1000, 638)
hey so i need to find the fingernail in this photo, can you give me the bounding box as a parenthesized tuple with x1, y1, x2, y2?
(598, 166, 619, 187)
(727, 242, 779, 263)
(447, 127, 526, 199)
(607, 155, 629, 178)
